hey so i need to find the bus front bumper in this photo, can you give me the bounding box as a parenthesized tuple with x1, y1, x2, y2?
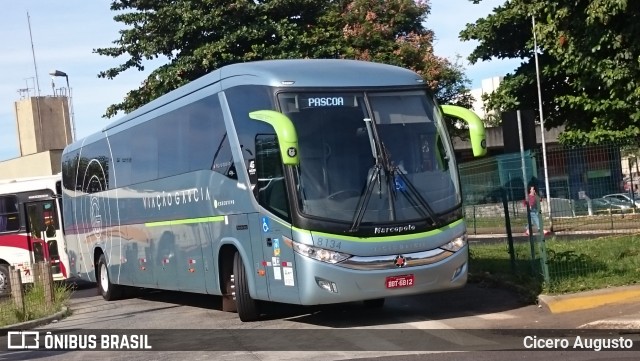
(293, 245, 468, 305)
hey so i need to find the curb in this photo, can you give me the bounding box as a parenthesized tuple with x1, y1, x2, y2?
(0, 306, 69, 331)
(538, 285, 640, 313)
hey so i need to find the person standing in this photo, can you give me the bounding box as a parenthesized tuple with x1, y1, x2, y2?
(523, 186, 549, 236)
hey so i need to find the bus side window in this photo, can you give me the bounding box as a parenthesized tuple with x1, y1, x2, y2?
(0, 196, 20, 233)
(255, 134, 290, 221)
(435, 133, 449, 171)
(44, 202, 57, 238)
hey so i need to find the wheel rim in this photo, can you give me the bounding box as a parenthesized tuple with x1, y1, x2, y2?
(100, 263, 109, 293)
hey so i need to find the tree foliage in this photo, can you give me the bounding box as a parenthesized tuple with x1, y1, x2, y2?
(97, 0, 471, 120)
(461, 0, 640, 145)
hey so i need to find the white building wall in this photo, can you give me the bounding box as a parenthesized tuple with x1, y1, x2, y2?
(470, 76, 503, 119)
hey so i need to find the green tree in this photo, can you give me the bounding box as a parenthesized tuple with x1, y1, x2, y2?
(96, 0, 471, 119)
(461, 0, 640, 145)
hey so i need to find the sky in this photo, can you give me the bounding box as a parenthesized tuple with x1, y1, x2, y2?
(0, 0, 521, 162)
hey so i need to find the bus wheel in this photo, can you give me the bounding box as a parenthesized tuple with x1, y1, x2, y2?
(232, 252, 260, 322)
(363, 298, 385, 308)
(97, 254, 122, 301)
(0, 264, 10, 297)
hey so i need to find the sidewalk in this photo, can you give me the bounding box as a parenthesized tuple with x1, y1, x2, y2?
(538, 284, 640, 314)
(538, 284, 640, 329)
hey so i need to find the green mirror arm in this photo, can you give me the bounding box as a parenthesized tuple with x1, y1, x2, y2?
(248, 110, 300, 165)
(441, 105, 487, 157)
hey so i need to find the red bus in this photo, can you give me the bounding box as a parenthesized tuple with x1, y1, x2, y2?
(0, 174, 70, 296)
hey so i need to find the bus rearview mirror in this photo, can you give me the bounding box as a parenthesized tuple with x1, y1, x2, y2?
(440, 105, 487, 157)
(248, 110, 300, 166)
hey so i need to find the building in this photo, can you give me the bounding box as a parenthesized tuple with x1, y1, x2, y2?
(469, 76, 502, 120)
(457, 78, 627, 201)
(0, 95, 72, 180)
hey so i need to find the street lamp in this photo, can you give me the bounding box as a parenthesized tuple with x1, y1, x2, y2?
(49, 69, 76, 142)
(531, 16, 553, 231)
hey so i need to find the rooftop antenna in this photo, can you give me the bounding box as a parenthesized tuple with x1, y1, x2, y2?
(17, 78, 34, 99)
(27, 11, 44, 150)
(18, 88, 30, 99)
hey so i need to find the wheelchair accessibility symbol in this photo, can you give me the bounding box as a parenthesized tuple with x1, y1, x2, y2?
(262, 217, 270, 233)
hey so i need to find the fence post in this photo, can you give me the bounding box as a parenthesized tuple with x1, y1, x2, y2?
(33, 261, 42, 286)
(473, 205, 477, 235)
(537, 215, 550, 283)
(9, 266, 25, 314)
(501, 187, 516, 273)
(609, 206, 614, 230)
(34, 262, 55, 309)
(44, 262, 55, 308)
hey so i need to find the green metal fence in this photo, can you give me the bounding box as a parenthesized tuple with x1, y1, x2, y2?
(460, 142, 640, 286)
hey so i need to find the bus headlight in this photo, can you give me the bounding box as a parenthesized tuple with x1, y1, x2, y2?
(440, 234, 467, 252)
(290, 240, 351, 264)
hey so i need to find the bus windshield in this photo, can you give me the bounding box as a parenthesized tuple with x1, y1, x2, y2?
(277, 90, 460, 226)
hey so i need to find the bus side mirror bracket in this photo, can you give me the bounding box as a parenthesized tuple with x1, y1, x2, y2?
(249, 110, 300, 166)
(440, 105, 487, 157)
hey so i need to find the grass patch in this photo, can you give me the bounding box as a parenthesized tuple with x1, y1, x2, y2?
(469, 242, 543, 303)
(544, 235, 640, 293)
(469, 234, 640, 301)
(0, 282, 72, 327)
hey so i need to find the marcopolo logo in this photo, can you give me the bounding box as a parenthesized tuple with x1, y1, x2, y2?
(374, 224, 416, 235)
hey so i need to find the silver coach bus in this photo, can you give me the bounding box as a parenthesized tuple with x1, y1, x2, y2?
(61, 59, 486, 321)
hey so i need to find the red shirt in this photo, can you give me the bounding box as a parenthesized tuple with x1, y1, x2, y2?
(524, 193, 537, 208)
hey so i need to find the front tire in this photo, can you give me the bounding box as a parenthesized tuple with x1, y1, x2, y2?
(233, 252, 260, 321)
(97, 254, 123, 301)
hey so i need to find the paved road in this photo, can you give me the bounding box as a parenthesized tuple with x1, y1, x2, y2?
(2, 281, 639, 360)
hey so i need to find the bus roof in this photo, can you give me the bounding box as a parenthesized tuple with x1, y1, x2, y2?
(0, 174, 60, 195)
(103, 59, 423, 132)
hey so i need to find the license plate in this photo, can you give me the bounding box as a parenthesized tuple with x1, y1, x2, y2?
(385, 274, 414, 289)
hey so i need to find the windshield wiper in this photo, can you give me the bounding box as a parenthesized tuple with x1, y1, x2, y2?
(349, 117, 441, 232)
(349, 118, 382, 233)
(391, 164, 440, 227)
(349, 163, 382, 233)
(378, 140, 440, 227)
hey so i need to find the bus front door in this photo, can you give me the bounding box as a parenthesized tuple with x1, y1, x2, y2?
(252, 133, 300, 303)
(25, 200, 62, 275)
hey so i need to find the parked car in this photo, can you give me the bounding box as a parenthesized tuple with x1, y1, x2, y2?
(592, 198, 634, 213)
(573, 197, 634, 215)
(603, 193, 640, 208)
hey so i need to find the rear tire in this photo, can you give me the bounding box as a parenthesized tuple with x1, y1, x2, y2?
(0, 264, 10, 297)
(233, 252, 260, 321)
(97, 254, 123, 301)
